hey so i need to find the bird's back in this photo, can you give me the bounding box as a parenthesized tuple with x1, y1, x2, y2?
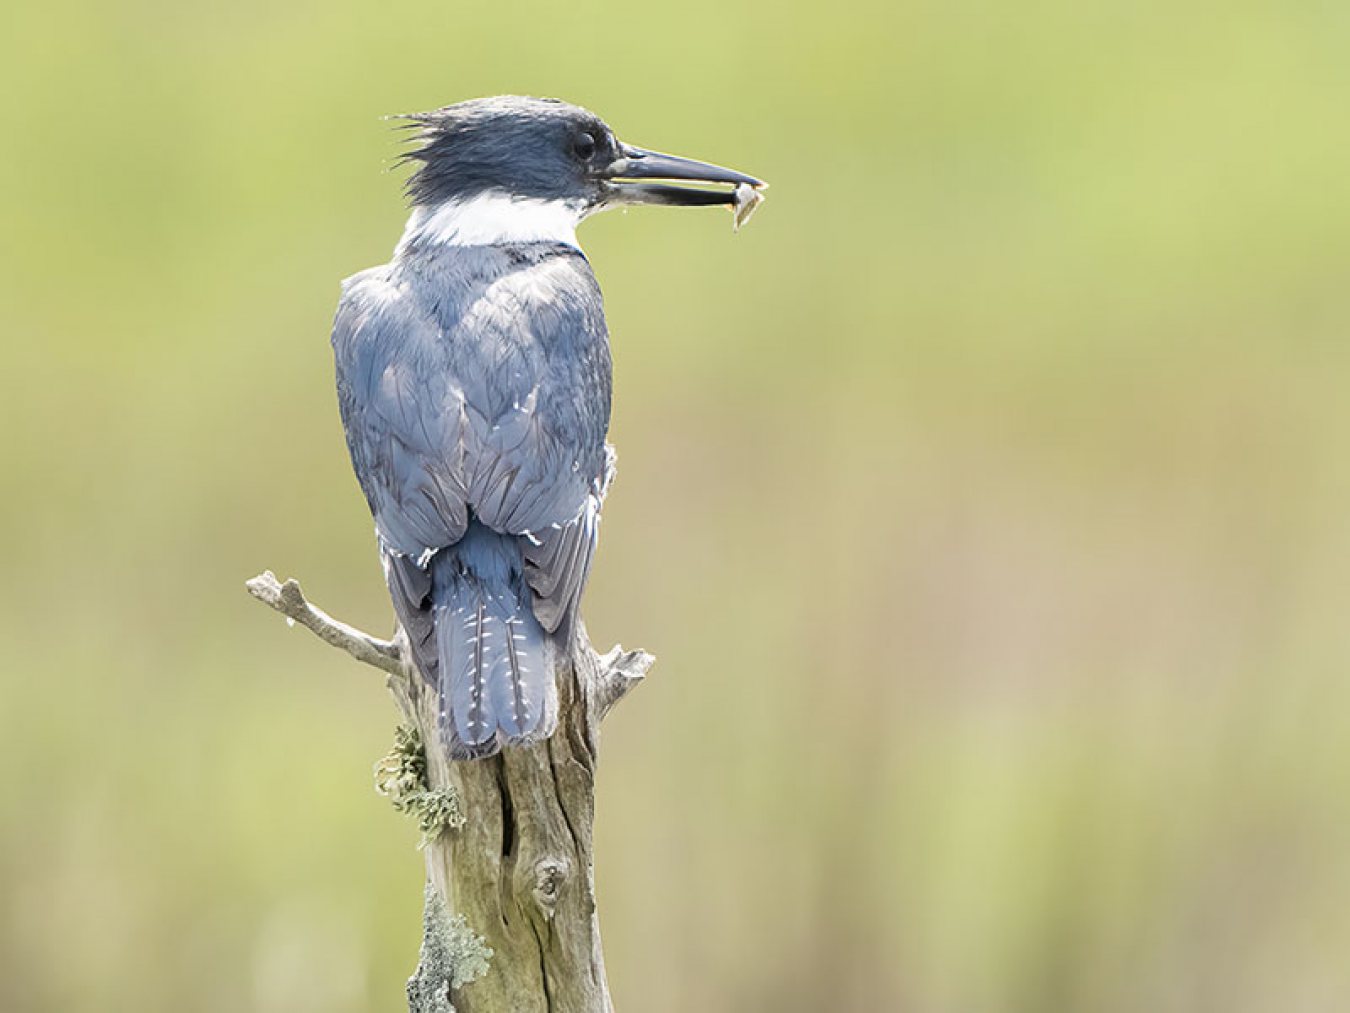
(332, 241, 613, 757)
(335, 242, 612, 550)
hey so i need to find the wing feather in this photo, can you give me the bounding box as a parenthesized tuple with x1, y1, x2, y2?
(333, 248, 613, 643)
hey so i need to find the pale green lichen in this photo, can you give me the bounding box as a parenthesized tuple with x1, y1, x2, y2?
(406, 884, 493, 1013)
(374, 725, 466, 847)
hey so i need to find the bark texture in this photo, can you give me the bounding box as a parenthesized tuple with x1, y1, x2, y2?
(247, 571, 652, 1013)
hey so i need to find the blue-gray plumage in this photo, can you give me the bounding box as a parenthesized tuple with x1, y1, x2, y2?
(332, 96, 763, 759)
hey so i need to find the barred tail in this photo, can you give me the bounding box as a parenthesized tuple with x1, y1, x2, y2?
(430, 523, 554, 760)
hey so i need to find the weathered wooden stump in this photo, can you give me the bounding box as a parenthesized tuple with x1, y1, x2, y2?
(247, 571, 652, 1012)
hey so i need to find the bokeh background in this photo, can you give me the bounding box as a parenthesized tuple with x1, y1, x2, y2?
(4, 1, 1350, 1010)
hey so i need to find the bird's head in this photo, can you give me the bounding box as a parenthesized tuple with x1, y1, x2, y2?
(396, 96, 764, 248)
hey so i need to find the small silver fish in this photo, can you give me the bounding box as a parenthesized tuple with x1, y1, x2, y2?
(731, 183, 766, 232)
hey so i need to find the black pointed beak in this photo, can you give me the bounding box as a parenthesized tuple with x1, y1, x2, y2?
(601, 143, 765, 207)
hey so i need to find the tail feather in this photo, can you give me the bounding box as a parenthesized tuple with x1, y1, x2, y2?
(485, 608, 549, 740)
(437, 599, 495, 753)
(429, 523, 555, 759)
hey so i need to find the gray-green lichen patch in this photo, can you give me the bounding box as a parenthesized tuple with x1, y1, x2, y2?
(407, 884, 493, 1013)
(375, 725, 466, 847)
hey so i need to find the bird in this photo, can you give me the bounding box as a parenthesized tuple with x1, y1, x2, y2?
(331, 96, 763, 759)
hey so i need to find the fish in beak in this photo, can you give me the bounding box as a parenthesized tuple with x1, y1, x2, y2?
(601, 144, 767, 229)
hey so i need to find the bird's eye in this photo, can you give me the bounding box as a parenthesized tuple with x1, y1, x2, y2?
(573, 132, 597, 161)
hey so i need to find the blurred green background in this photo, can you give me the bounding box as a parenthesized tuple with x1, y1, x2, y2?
(3, 1, 1350, 1010)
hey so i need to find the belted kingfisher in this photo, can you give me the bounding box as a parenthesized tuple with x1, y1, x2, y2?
(332, 96, 763, 758)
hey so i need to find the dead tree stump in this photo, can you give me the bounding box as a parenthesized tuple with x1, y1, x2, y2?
(246, 571, 652, 1012)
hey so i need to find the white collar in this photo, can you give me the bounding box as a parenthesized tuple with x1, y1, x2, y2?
(397, 192, 588, 252)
